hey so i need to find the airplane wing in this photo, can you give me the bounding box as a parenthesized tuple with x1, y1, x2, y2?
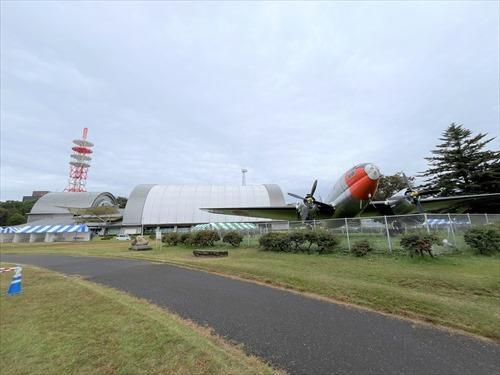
(201, 206, 299, 221)
(56, 205, 121, 215)
(360, 192, 500, 217)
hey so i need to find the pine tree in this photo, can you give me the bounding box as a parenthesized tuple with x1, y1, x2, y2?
(419, 123, 499, 195)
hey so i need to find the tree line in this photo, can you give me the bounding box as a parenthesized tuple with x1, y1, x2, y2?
(0, 200, 36, 226)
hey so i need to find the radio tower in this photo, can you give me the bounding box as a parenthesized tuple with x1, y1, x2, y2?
(64, 128, 93, 192)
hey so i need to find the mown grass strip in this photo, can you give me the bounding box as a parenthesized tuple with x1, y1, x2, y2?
(0, 265, 281, 375)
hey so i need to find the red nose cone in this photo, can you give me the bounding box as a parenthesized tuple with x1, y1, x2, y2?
(345, 167, 379, 200)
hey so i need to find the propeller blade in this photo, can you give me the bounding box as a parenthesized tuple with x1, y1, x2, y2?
(416, 198, 425, 213)
(288, 192, 305, 200)
(310, 180, 318, 196)
(315, 200, 333, 210)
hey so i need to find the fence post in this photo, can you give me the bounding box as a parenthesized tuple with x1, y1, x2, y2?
(485, 213, 489, 224)
(424, 213, 430, 234)
(344, 218, 351, 252)
(467, 213, 471, 225)
(384, 215, 392, 254)
(447, 213, 456, 245)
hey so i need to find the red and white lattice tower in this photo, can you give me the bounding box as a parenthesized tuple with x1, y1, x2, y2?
(64, 128, 94, 192)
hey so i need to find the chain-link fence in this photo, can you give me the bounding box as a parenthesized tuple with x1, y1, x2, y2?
(256, 213, 500, 254)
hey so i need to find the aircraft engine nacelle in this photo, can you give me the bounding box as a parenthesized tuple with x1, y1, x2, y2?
(386, 189, 415, 215)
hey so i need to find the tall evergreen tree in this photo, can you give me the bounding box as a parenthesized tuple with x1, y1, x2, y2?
(419, 123, 499, 195)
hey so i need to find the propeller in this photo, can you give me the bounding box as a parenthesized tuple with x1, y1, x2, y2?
(288, 180, 325, 221)
(402, 174, 440, 213)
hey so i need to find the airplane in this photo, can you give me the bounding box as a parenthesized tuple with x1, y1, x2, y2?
(202, 163, 500, 222)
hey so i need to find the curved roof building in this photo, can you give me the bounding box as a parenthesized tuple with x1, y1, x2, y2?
(27, 192, 117, 224)
(122, 184, 285, 229)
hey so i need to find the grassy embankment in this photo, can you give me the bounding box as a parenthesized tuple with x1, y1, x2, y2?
(0, 265, 279, 374)
(1, 240, 499, 341)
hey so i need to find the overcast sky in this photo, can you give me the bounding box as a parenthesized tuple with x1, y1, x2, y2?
(1, 1, 499, 201)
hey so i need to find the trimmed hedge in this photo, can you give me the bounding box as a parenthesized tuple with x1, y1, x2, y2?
(400, 233, 439, 257)
(259, 230, 339, 254)
(180, 233, 191, 244)
(351, 240, 373, 257)
(464, 226, 500, 255)
(162, 232, 182, 246)
(189, 230, 220, 247)
(222, 231, 243, 247)
(259, 232, 289, 252)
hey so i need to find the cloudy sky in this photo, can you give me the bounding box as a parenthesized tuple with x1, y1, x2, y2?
(1, 1, 499, 201)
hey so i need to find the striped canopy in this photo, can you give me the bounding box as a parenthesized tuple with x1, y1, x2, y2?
(427, 218, 468, 226)
(192, 222, 257, 231)
(15, 224, 89, 234)
(0, 226, 20, 234)
(427, 219, 450, 226)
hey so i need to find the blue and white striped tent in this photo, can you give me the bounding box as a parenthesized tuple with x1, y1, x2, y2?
(427, 218, 469, 227)
(0, 226, 20, 234)
(192, 222, 257, 231)
(427, 219, 451, 226)
(15, 224, 90, 234)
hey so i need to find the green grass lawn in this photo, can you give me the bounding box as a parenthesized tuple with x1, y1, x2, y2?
(0, 265, 279, 374)
(1, 240, 499, 341)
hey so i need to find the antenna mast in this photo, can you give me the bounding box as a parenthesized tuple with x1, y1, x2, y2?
(64, 128, 93, 192)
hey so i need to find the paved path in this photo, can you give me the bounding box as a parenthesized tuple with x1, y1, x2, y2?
(2, 254, 499, 375)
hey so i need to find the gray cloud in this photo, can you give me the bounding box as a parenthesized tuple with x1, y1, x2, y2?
(1, 1, 498, 201)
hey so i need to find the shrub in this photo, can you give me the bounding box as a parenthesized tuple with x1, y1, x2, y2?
(190, 230, 220, 247)
(149, 233, 156, 240)
(101, 235, 113, 240)
(314, 230, 339, 254)
(351, 240, 373, 257)
(259, 230, 338, 254)
(303, 231, 318, 253)
(259, 232, 290, 252)
(162, 232, 181, 246)
(287, 231, 307, 252)
(464, 227, 500, 255)
(222, 231, 244, 247)
(400, 233, 439, 257)
(180, 233, 192, 244)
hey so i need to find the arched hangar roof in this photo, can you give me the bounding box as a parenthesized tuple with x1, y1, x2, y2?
(122, 184, 285, 226)
(30, 192, 117, 214)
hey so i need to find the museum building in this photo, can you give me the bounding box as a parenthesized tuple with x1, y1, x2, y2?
(1, 184, 285, 242)
(120, 184, 285, 234)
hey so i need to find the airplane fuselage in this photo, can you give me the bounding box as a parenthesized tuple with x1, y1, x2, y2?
(322, 163, 380, 218)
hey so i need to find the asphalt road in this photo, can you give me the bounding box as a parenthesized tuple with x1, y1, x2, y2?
(2, 254, 499, 375)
